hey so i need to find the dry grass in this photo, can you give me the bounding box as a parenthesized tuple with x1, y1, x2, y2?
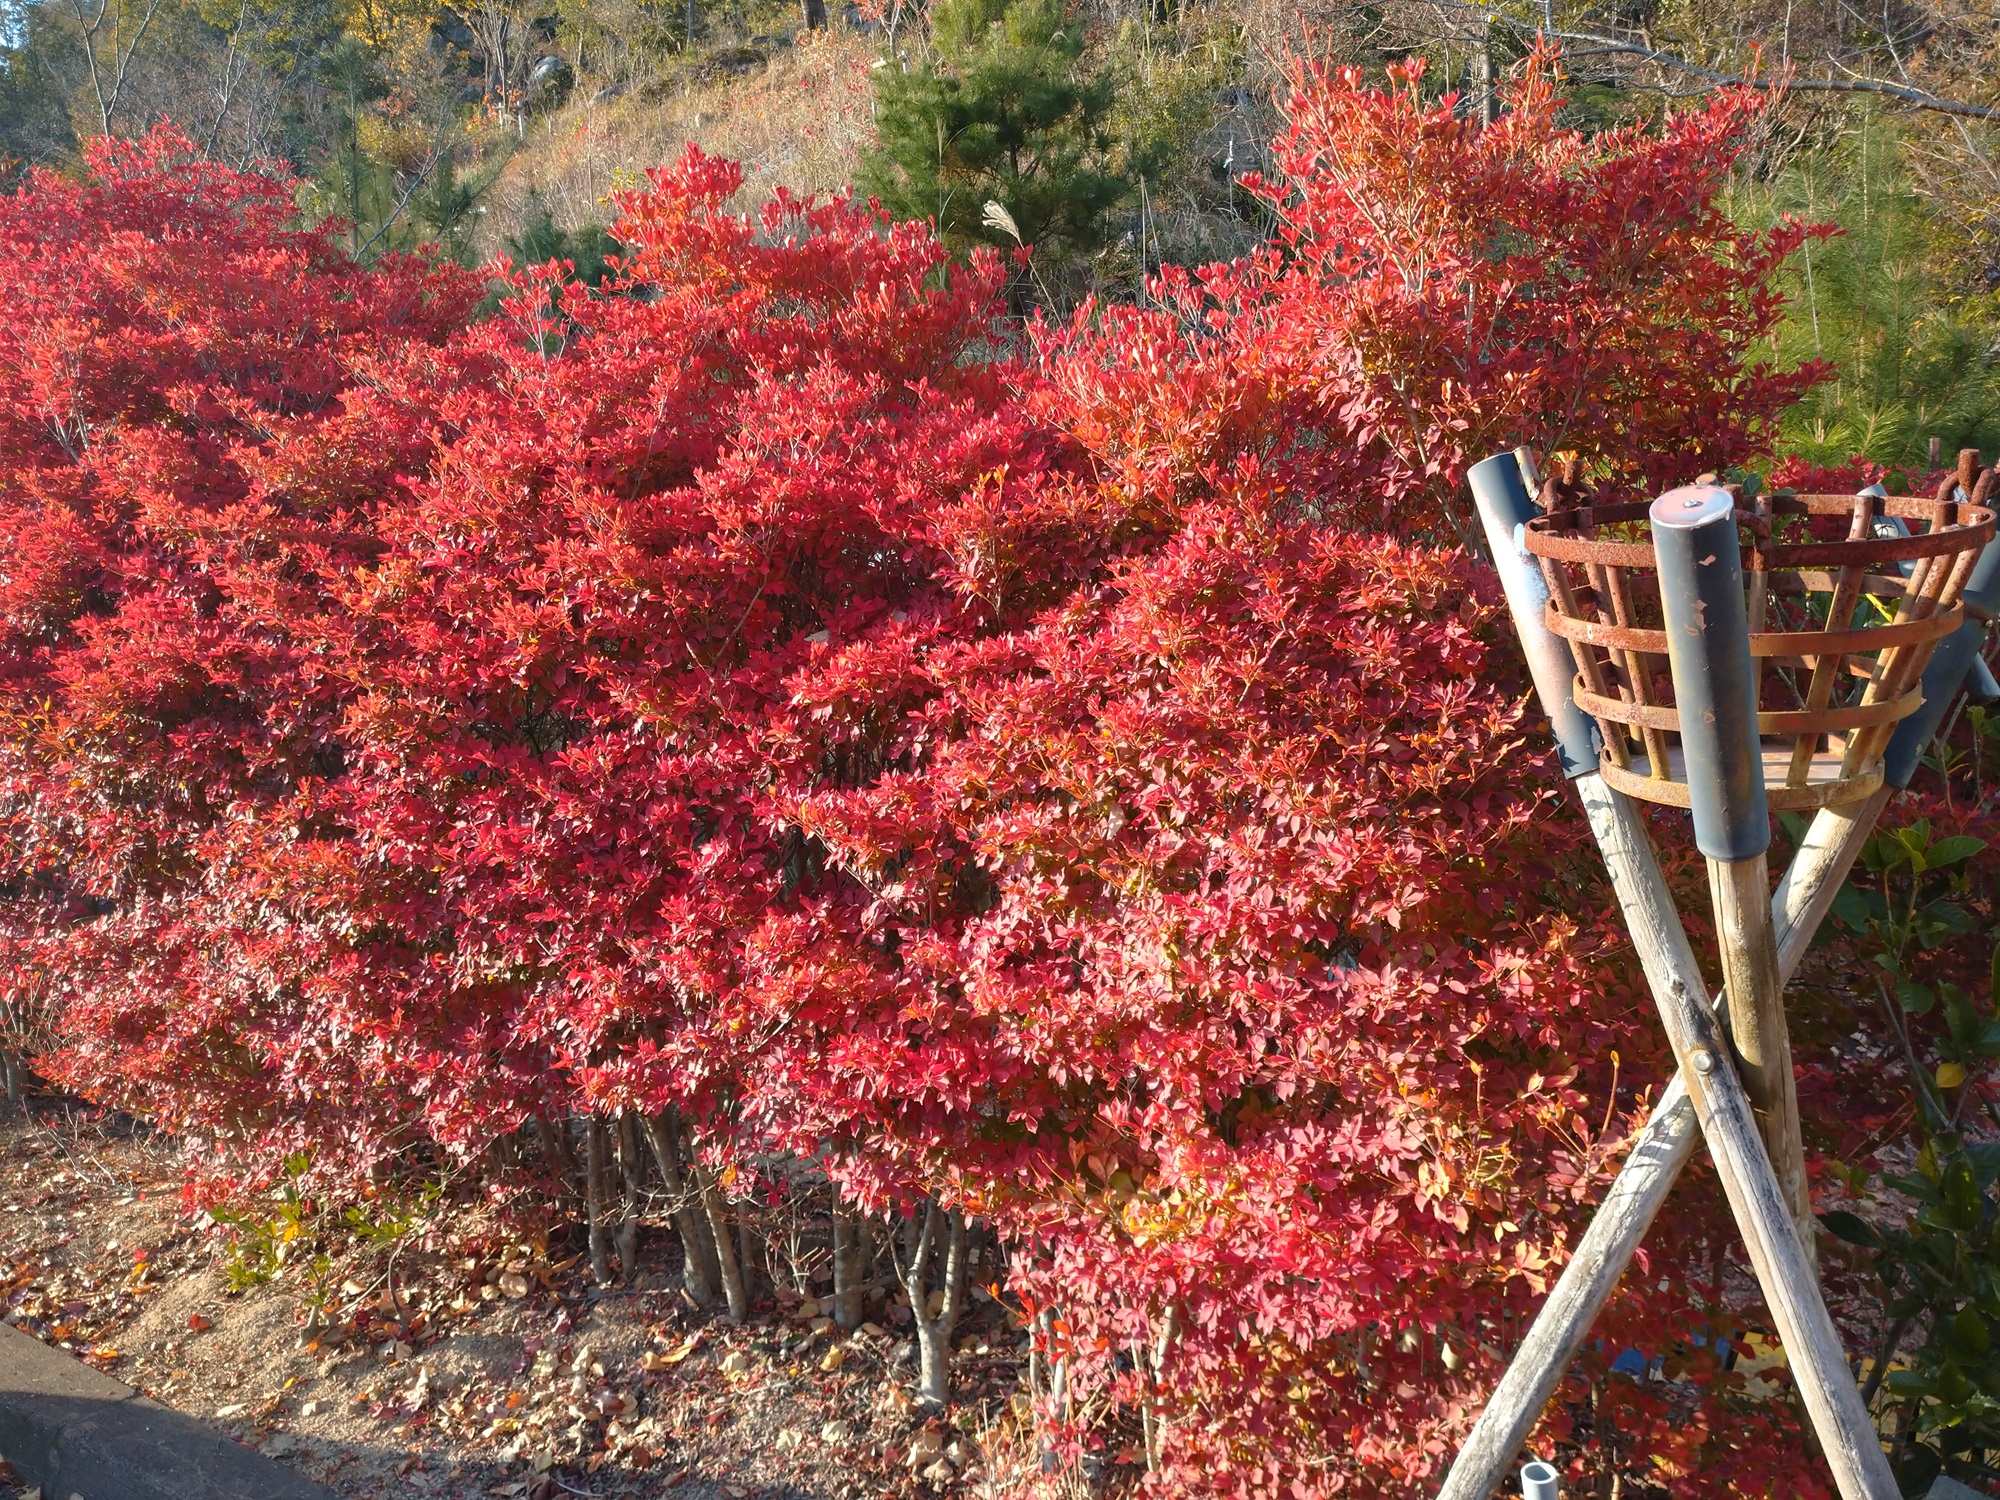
(475, 29, 879, 258)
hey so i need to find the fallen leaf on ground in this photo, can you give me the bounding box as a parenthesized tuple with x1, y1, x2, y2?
(642, 1333, 701, 1369)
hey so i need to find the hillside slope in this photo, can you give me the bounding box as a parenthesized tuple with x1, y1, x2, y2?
(477, 30, 876, 257)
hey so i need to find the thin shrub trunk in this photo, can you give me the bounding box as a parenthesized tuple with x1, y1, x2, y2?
(692, 1155, 748, 1320)
(640, 1107, 719, 1307)
(900, 1200, 966, 1407)
(736, 1204, 763, 1304)
(615, 1111, 642, 1278)
(832, 1208, 870, 1330)
(585, 1117, 614, 1286)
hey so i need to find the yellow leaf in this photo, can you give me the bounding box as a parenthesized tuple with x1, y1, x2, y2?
(641, 1335, 701, 1370)
(1939, 1062, 1968, 1089)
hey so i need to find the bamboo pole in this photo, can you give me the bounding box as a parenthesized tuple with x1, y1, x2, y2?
(1709, 851, 1813, 1259)
(1571, 778, 1896, 1500)
(1435, 786, 1885, 1500)
(1652, 485, 1817, 1263)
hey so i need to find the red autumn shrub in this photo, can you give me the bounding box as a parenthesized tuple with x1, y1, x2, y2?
(6, 139, 1067, 1175)
(762, 55, 1859, 1499)
(0, 55, 1873, 1500)
(308, 150, 1070, 1172)
(1032, 50, 1828, 547)
(0, 129, 480, 1134)
(779, 490, 1657, 1487)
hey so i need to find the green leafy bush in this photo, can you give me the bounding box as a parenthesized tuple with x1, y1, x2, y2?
(1819, 815, 2000, 1494)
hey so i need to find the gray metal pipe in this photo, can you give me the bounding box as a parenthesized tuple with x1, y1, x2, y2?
(1883, 531, 2000, 788)
(1465, 451, 1600, 778)
(1974, 655, 2000, 703)
(1651, 484, 1769, 863)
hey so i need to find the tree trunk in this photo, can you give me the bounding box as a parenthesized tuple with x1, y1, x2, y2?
(1045, 1306, 1069, 1419)
(1472, 25, 1496, 127)
(640, 1108, 719, 1307)
(1143, 1303, 1177, 1472)
(1, 1050, 20, 1110)
(832, 1208, 870, 1330)
(736, 1204, 763, 1304)
(615, 1112, 643, 1279)
(585, 1118, 614, 1286)
(900, 1200, 966, 1407)
(692, 1156, 749, 1320)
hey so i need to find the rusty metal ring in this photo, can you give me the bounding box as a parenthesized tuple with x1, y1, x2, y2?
(1599, 757, 1885, 811)
(1574, 681, 1922, 734)
(1524, 501, 1996, 571)
(1543, 600, 1964, 658)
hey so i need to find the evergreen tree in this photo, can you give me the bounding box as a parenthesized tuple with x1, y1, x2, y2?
(0, 4, 81, 176)
(860, 0, 1136, 267)
(1737, 116, 2000, 472)
(507, 189, 620, 284)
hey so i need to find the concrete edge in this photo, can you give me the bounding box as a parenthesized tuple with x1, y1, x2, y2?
(0, 1322, 338, 1500)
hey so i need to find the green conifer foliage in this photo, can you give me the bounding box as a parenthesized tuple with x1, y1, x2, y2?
(1740, 117, 2000, 472)
(860, 0, 1134, 266)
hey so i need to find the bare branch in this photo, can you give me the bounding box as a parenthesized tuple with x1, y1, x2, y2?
(1481, 14, 1998, 121)
(68, 0, 170, 136)
(354, 145, 444, 260)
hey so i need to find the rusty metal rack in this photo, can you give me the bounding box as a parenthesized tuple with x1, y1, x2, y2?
(1523, 468, 1997, 814)
(1442, 448, 2000, 1500)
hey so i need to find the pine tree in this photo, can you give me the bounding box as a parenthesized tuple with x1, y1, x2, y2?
(1738, 116, 2000, 471)
(860, 0, 1135, 267)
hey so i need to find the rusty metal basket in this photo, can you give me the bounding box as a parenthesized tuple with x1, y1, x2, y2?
(1522, 473, 1997, 811)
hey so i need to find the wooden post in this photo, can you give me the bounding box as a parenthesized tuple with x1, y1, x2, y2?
(1652, 485, 1815, 1259)
(1574, 778, 1897, 1500)
(1709, 852, 1813, 1259)
(1437, 1066, 1696, 1500)
(1436, 786, 1887, 1500)
(1774, 788, 1893, 976)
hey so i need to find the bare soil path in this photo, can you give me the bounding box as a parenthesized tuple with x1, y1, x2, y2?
(0, 1103, 1030, 1500)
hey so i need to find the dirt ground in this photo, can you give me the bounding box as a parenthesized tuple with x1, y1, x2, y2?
(0, 1100, 1036, 1500)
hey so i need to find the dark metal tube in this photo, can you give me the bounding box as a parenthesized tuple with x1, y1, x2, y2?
(1651, 484, 1768, 862)
(1974, 655, 2000, 703)
(1466, 452, 1600, 779)
(1883, 533, 2000, 787)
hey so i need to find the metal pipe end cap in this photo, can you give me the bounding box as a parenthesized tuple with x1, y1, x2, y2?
(1649, 483, 1736, 530)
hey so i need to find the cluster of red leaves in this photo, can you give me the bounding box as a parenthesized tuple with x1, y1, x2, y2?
(0, 54, 1867, 1498)
(0, 132, 482, 1148)
(1072, 49, 1831, 546)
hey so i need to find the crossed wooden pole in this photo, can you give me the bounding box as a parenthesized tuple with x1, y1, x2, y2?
(1437, 449, 2000, 1500)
